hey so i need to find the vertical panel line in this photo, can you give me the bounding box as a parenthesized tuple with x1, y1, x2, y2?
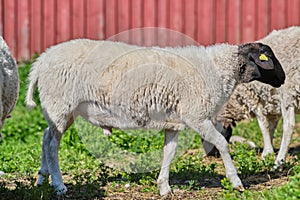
(238, 0, 242, 43)
(155, 0, 158, 27)
(14, 0, 18, 59)
(115, 0, 119, 34)
(284, 0, 288, 27)
(141, 0, 145, 27)
(41, 0, 44, 52)
(212, 0, 216, 43)
(54, 0, 58, 44)
(28, 0, 32, 58)
(167, 0, 170, 29)
(70, 0, 73, 39)
(84, 0, 87, 38)
(1, 0, 4, 35)
(254, 0, 258, 40)
(103, 0, 106, 39)
(225, 0, 228, 42)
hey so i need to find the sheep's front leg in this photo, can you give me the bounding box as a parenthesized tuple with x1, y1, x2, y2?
(275, 106, 295, 167)
(46, 128, 67, 195)
(37, 128, 50, 186)
(157, 130, 179, 196)
(198, 119, 244, 191)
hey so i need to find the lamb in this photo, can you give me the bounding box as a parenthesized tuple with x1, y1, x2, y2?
(0, 36, 19, 137)
(25, 39, 285, 196)
(203, 26, 299, 167)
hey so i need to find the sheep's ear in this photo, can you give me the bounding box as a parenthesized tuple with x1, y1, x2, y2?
(249, 52, 274, 70)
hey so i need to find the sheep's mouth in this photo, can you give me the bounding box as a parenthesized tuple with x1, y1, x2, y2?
(256, 67, 285, 88)
(270, 79, 284, 88)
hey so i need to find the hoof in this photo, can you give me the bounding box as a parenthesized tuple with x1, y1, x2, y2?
(37, 173, 49, 186)
(159, 187, 172, 196)
(272, 158, 285, 172)
(234, 185, 245, 192)
(272, 164, 284, 172)
(228, 174, 243, 191)
(51, 183, 67, 195)
(158, 180, 172, 196)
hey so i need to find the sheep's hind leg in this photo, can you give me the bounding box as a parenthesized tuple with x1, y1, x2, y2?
(42, 114, 75, 195)
(261, 117, 279, 158)
(275, 106, 295, 168)
(255, 111, 275, 158)
(197, 119, 244, 191)
(157, 130, 179, 196)
(37, 127, 50, 186)
(46, 126, 67, 195)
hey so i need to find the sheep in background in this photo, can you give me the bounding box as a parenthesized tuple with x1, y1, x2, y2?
(26, 39, 285, 196)
(0, 36, 19, 138)
(204, 26, 299, 168)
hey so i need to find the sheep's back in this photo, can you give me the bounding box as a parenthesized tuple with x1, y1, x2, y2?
(34, 40, 204, 119)
(83, 43, 218, 122)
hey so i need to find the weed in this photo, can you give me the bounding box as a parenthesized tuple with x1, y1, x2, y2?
(220, 177, 233, 191)
(231, 143, 266, 176)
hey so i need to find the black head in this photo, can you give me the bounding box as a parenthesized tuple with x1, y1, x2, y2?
(237, 43, 285, 88)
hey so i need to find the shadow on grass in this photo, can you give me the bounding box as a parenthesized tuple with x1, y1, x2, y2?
(253, 144, 300, 156)
(172, 169, 288, 190)
(0, 168, 292, 199)
(0, 178, 106, 200)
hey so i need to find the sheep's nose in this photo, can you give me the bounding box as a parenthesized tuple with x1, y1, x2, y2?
(279, 73, 285, 84)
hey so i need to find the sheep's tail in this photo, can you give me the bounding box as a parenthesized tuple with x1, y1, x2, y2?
(25, 65, 39, 110)
(0, 36, 10, 52)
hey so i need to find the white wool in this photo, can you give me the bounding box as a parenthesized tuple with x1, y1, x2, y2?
(26, 39, 283, 196)
(0, 36, 19, 132)
(221, 26, 300, 166)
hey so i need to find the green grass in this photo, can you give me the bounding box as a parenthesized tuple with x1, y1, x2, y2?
(0, 61, 299, 199)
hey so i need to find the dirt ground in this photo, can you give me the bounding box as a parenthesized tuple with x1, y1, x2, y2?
(103, 155, 291, 200)
(103, 128, 300, 200)
(1, 124, 299, 199)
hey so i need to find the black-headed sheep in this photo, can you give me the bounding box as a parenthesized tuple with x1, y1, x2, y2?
(205, 26, 299, 168)
(26, 39, 285, 195)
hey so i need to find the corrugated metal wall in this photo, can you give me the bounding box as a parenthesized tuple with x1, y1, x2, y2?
(0, 0, 299, 61)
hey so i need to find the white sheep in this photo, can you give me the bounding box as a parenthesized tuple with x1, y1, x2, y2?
(25, 39, 285, 196)
(0, 36, 19, 137)
(204, 26, 299, 167)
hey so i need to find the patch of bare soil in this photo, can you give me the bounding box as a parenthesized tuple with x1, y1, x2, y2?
(104, 173, 290, 200)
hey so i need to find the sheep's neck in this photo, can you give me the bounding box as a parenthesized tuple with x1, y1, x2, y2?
(206, 46, 239, 101)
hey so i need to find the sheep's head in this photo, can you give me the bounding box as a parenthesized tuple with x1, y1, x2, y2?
(237, 43, 285, 88)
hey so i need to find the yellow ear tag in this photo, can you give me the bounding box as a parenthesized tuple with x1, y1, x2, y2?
(259, 54, 268, 61)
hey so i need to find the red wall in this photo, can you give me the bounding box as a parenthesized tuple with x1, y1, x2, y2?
(0, 0, 299, 61)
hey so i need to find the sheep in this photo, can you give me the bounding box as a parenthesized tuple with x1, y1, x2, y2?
(203, 26, 299, 167)
(0, 36, 19, 138)
(25, 39, 285, 196)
